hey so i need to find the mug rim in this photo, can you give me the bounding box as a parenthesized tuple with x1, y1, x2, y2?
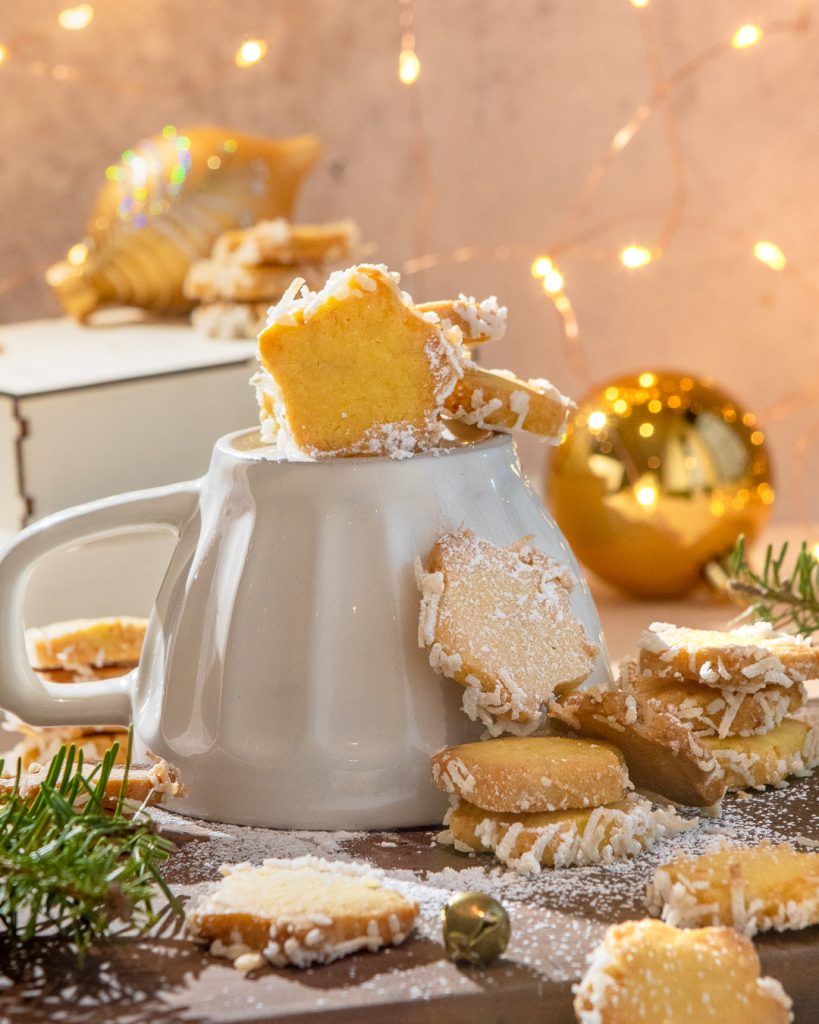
(215, 426, 515, 463)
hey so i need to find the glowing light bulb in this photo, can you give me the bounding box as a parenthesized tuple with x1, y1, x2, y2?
(399, 47, 421, 85)
(639, 422, 655, 438)
(58, 5, 94, 30)
(531, 256, 553, 278)
(635, 483, 658, 507)
(638, 372, 656, 387)
(620, 245, 653, 269)
(66, 243, 88, 266)
(732, 24, 763, 48)
(235, 39, 267, 68)
(588, 411, 607, 431)
(630, 0, 650, 6)
(542, 268, 564, 294)
(753, 240, 787, 271)
(0, 44, 7, 65)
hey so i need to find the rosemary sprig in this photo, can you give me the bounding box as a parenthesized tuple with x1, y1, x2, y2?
(0, 733, 180, 956)
(728, 535, 819, 636)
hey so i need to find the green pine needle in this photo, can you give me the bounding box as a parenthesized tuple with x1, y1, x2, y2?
(728, 535, 819, 636)
(0, 732, 180, 957)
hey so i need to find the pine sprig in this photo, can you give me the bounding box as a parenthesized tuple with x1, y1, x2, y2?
(0, 734, 180, 956)
(728, 535, 819, 636)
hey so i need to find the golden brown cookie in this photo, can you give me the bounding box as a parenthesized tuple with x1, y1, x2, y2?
(414, 295, 507, 345)
(257, 264, 463, 459)
(186, 856, 417, 970)
(549, 689, 727, 807)
(211, 218, 361, 267)
(0, 757, 184, 808)
(574, 919, 793, 1024)
(1, 720, 127, 774)
(446, 365, 573, 441)
(700, 716, 819, 790)
(444, 794, 693, 874)
(647, 841, 819, 937)
(184, 260, 325, 303)
(430, 736, 629, 813)
(191, 301, 270, 339)
(622, 658, 807, 738)
(25, 616, 147, 672)
(638, 622, 818, 691)
(417, 530, 597, 735)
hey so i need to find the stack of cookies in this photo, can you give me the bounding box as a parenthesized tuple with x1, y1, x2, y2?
(2, 616, 146, 771)
(431, 735, 692, 874)
(184, 218, 361, 339)
(414, 531, 696, 873)
(551, 621, 819, 807)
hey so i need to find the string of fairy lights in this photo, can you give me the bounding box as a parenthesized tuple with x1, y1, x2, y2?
(0, 1, 817, 521)
(394, 0, 819, 527)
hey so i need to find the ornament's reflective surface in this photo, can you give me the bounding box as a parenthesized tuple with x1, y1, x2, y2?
(47, 126, 320, 321)
(442, 891, 511, 966)
(547, 371, 772, 597)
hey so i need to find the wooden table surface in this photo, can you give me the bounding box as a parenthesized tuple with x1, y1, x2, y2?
(2, 734, 818, 1024)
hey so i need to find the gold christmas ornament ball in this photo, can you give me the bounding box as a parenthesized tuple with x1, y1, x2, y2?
(442, 891, 511, 966)
(46, 126, 321, 322)
(547, 371, 773, 598)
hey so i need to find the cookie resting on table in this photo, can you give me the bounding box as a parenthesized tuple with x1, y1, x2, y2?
(647, 840, 819, 937)
(25, 616, 147, 672)
(699, 715, 819, 790)
(574, 919, 793, 1024)
(442, 793, 693, 875)
(255, 264, 463, 459)
(417, 530, 597, 735)
(0, 758, 184, 808)
(430, 735, 629, 813)
(549, 689, 727, 807)
(638, 622, 818, 692)
(185, 856, 417, 971)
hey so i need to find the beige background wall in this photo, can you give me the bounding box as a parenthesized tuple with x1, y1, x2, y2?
(1, 0, 817, 521)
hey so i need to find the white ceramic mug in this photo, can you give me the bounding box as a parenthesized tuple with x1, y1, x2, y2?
(0, 428, 611, 828)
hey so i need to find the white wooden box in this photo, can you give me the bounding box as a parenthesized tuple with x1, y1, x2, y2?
(0, 313, 258, 530)
(0, 313, 258, 625)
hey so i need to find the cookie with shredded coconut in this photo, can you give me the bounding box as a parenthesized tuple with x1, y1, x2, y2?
(574, 919, 793, 1024)
(185, 856, 417, 971)
(211, 218, 361, 267)
(415, 295, 508, 345)
(416, 530, 597, 736)
(26, 616, 147, 673)
(549, 688, 727, 807)
(442, 793, 693, 875)
(431, 735, 629, 813)
(700, 715, 819, 790)
(638, 622, 818, 691)
(621, 657, 806, 739)
(191, 301, 270, 339)
(647, 841, 819, 937)
(184, 260, 326, 303)
(446, 364, 574, 442)
(256, 264, 463, 459)
(0, 756, 185, 809)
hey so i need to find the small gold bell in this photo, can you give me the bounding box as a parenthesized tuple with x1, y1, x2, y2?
(442, 891, 511, 966)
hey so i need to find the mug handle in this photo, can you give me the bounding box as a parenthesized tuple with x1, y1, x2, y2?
(0, 480, 200, 729)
